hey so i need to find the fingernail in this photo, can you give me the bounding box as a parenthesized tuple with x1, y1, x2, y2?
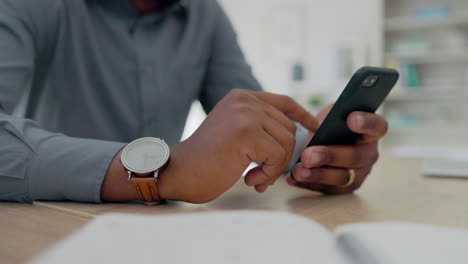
(357, 114, 375, 131)
(308, 151, 323, 166)
(296, 169, 312, 180)
(356, 114, 366, 129)
(296, 171, 306, 180)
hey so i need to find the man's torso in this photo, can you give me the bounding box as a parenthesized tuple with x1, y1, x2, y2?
(20, 0, 217, 144)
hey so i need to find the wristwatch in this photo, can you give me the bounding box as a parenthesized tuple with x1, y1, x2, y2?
(120, 137, 170, 205)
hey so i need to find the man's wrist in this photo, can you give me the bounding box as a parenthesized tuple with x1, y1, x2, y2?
(101, 148, 139, 201)
(156, 145, 178, 201)
(100, 141, 184, 203)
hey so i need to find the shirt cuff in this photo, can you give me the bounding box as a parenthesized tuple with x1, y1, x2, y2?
(28, 135, 126, 203)
(286, 123, 310, 171)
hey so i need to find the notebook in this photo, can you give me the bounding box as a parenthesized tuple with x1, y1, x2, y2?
(31, 211, 468, 264)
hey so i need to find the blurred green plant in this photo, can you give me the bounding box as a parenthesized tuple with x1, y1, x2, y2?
(308, 96, 323, 109)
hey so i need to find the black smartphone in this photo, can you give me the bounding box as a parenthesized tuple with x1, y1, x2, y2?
(292, 66, 399, 169)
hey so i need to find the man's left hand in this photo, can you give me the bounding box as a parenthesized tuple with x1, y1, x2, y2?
(286, 104, 389, 194)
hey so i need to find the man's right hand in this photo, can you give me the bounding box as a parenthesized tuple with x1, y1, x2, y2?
(156, 89, 318, 203)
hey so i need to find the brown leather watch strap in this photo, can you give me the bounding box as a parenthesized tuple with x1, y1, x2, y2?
(130, 177, 162, 205)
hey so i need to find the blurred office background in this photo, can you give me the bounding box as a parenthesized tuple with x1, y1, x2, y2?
(184, 0, 468, 160)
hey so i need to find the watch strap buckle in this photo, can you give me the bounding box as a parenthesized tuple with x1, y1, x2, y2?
(130, 177, 163, 205)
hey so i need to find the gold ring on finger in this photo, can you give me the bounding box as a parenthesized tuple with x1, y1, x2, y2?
(339, 169, 356, 188)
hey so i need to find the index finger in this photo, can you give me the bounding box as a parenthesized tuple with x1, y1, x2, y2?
(254, 92, 319, 132)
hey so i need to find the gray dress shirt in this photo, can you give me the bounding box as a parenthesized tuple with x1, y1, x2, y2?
(0, 0, 262, 203)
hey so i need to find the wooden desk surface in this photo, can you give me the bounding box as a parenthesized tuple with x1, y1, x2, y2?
(37, 153, 468, 229)
(2, 153, 468, 262)
(0, 204, 89, 264)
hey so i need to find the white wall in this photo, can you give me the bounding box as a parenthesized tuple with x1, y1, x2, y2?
(219, 0, 384, 95)
(183, 0, 384, 139)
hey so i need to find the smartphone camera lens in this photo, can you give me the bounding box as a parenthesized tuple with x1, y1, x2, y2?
(362, 75, 379, 87)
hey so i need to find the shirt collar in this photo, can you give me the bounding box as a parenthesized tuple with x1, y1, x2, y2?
(100, 0, 188, 19)
(152, 0, 188, 12)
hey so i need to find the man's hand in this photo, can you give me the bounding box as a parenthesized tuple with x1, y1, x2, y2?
(102, 90, 317, 203)
(286, 104, 388, 194)
(154, 90, 318, 203)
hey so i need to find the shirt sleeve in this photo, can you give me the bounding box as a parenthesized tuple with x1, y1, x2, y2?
(198, 1, 263, 113)
(0, 1, 125, 203)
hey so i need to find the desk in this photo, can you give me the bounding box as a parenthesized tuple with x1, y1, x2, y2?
(0, 204, 88, 263)
(2, 153, 468, 263)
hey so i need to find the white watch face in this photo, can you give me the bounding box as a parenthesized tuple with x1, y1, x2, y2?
(121, 138, 170, 174)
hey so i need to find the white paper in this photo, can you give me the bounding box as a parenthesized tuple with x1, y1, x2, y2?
(336, 222, 468, 264)
(31, 211, 344, 264)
